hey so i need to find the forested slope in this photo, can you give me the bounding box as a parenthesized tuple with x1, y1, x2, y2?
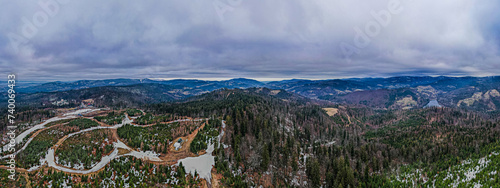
(144, 88, 500, 187)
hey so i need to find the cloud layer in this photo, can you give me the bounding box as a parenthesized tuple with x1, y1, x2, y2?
(1, 0, 500, 81)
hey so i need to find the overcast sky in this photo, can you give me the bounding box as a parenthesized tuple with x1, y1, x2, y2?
(1, 0, 500, 81)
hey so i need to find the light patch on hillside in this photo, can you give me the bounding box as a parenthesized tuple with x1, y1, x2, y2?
(416, 85, 435, 93)
(270, 90, 281, 95)
(458, 89, 500, 107)
(484, 89, 500, 99)
(458, 92, 484, 107)
(395, 96, 417, 109)
(323, 108, 338, 116)
(416, 86, 438, 97)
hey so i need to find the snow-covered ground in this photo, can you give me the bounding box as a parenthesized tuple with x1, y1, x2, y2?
(323, 141, 336, 146)
(174, 142, 182, 150)
(63, 108, 101, 116)
(114, 139, 130, 150)
(177, 144, 215, 181)
(1, 116, 74, 154)
(12, 112, 128, 172)
(449, 153, 494, 188)
(1, 108, 101, 154)
(115, 138, 162, 162)
(125, 150, 161, 162)
(176, 120, 226, 182)
(43, 130, 161, 173)
(4, 113, 227, 183)
(26, 157, 47, 172)
(393, 151, 500, 187)
(45, 148, 120, 174)
(109, 114, 134, 128)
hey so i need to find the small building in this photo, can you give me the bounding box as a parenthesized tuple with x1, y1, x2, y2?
(174, 138, 184, 150)
(82, 99, 95, 105)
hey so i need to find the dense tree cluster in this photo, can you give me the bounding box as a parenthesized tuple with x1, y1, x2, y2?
(190, 119, 220, 154)
(19, 156, 201, 187)
(16, 128, 65, 168)
(56, 129, 114, 170)
(148, 89, 338, 186)
(16, 118, 102, 168)
(117, 121, 200, 153)
(0, 108, 55, 132)
(125, 108, 142, 116)
(67, 118, 99, 130)
(133, 113, 175, 125)
(93, 111, 124, 125)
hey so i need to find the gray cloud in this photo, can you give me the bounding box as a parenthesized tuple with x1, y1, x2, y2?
(1, 0, 500, 81)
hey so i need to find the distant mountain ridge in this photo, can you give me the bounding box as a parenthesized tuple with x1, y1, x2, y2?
(15, 76, 499, 93)
(6, 76, 500, 111)
(13, 78, 265, 94)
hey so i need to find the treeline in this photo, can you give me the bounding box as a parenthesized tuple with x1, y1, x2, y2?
(94, 111, 124, 125)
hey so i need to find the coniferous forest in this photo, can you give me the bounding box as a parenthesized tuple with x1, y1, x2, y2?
(144, 88, 500, 187)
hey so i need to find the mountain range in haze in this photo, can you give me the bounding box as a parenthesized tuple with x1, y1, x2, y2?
(5, 76, 500, 111)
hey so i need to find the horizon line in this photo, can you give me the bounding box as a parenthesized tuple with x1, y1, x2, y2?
(6, 74, 500, 83)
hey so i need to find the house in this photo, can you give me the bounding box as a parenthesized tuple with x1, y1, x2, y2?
(174, 138, 184, 150)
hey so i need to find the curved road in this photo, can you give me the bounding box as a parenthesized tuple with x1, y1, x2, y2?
(2, 109, 218, 183)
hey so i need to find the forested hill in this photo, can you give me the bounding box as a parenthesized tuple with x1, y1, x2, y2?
(145, 88, 500, 187)
(6, 76, 500, 111)
(7, 84, 189, 108)
(146, 88, 334, 135)
(145, 88, 346, 187)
